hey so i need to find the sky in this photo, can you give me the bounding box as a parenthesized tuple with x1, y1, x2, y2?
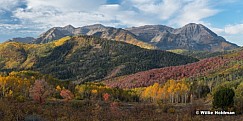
(0, 0, 242, 46)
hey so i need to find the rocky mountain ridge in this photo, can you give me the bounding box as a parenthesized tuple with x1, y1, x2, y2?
(126, 23, 239, 51)
(7, 23, 239, 51)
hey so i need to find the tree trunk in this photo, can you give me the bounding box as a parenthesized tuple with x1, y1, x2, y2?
(185, 93, 187, 103)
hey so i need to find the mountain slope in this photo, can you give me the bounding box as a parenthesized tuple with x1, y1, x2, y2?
(104, 47, 243, 88)
(127, 23, 239, 51)
(0, 35, 198, 82)
(32, 24, 156, 49)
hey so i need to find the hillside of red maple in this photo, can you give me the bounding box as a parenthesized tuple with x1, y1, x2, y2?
(104, 49, 243, 88)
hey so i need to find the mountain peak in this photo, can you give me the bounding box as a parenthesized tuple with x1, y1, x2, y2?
(182, 23, 213, 31)
(175, 23, 218, 37)
(185, 23, 200, 26)
(182, 23, 205, 29)
(64, 24, 75, 29)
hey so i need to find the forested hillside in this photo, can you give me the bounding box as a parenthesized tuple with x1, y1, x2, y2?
(0, 35, 198, 82)
(104, 48, 243, 88)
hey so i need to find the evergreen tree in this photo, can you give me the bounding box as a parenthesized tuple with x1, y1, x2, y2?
(213, 88, 235, 110)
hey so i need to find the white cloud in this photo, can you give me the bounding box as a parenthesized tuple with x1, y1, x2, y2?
(97, 4, 155, 27)
(169, 0, 219, 26)
(11, 0, 220, 30)
(205, 24, 243, 46)
(120, 0, 219, 28)
(0, 24, 23, 34)
(13, 0, 219, 31)
(25, 0, 106, 11)
(14, 8, 107, 29)
(12, 0, 108, 31)
(13, 0, 160, 30)
(0, 0, 21, 10)
(221, 24, 243, 46)
(225, 24, 243, 34)
(129, 0, 182, 20)
(0, 23, 44, 35)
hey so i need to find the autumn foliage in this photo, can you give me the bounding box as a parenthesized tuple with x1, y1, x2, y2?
(140, 79, 190, 103)
(104, 50, 243, 88)
(60, 89, 74, 101)
(29, 79, 51, 104)
(103, 93, 110, 102)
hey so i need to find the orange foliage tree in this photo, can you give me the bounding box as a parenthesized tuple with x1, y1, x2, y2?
(29, 79, 52, 104)
(103, 93, 110, 102)
(60, 89, 74, 101)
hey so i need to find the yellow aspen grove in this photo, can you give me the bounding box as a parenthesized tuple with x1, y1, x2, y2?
(157, 87, 163, 101)
(167, 79, 176, 103)
(174, 82, 181, 103)
(142, 85, 151, 100)
(140, 79, 190, 104)
(141, 83, 160, 102)
(151, 83, 160, 101)
(180, 79, 189, 103)
(129, 79, 190, 104)
(161, 82, 170, 103)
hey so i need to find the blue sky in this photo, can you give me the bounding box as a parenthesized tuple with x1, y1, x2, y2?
(0, 0, 243, 46)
